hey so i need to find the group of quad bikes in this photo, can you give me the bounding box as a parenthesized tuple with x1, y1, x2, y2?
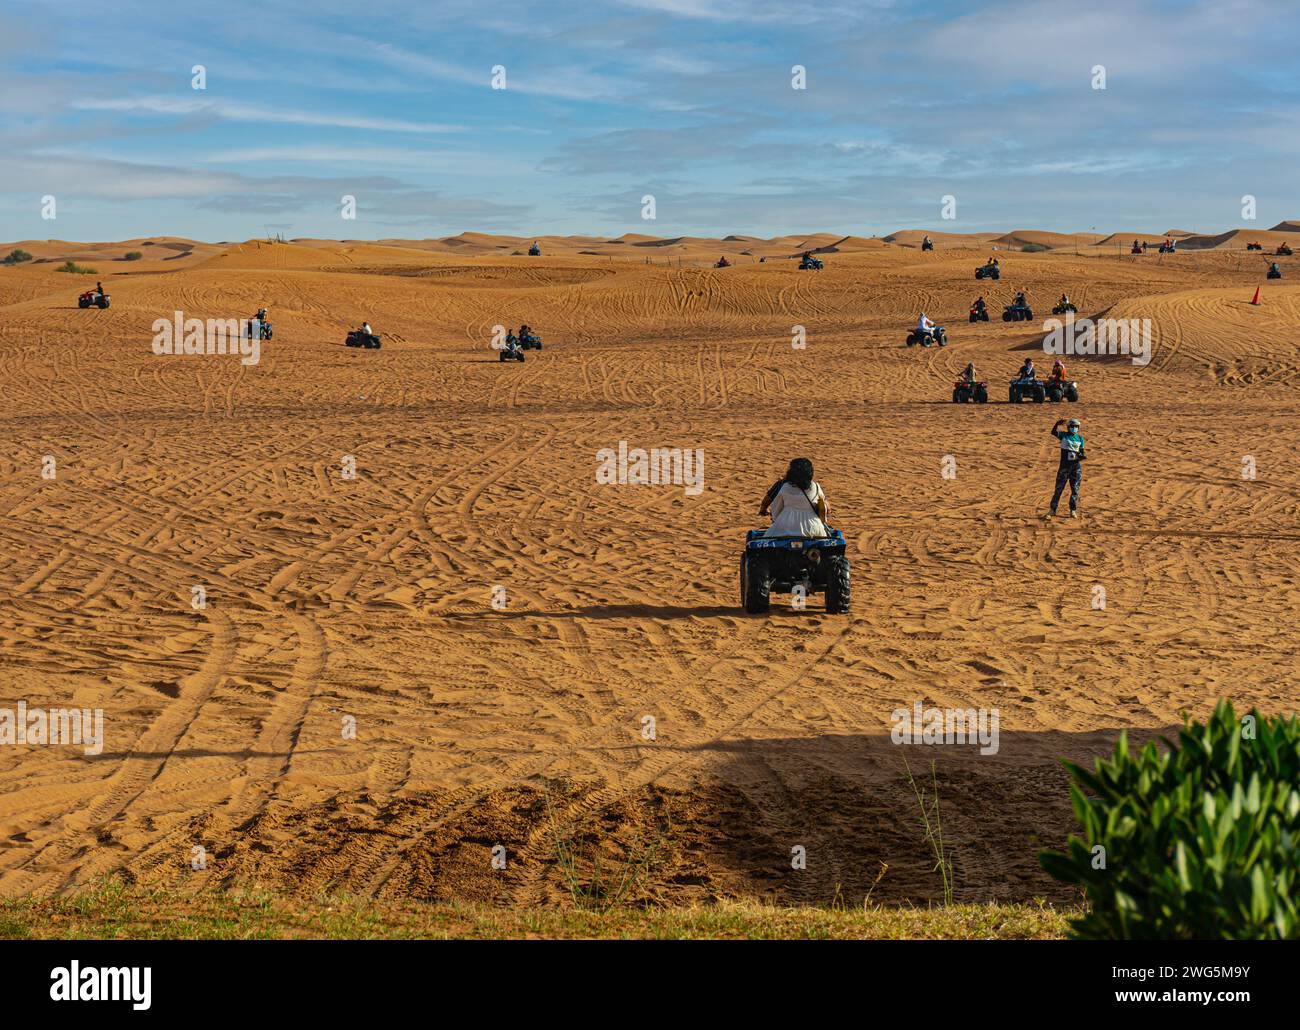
(952, 365, 1079, 406)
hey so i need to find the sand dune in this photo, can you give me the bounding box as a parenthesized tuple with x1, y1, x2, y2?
(1, 231, 1297, 907)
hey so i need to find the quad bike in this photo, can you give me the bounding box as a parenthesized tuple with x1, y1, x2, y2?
(1045, 377, 1080, 402)
(528, 243, 541, 256)
(499, 340, 525, 362)
(345, 329, 382, 349)
(906, 325, 947, 348)
(518, 329, 543, 350)
(1003, 301, 1034, 322)
(975, 264, 1000, 281)
(952, 379, 988, 404)
(1131, 244, 1144, 254)
(715, 257, 731, 268)
(249, 320, 273, 340)
(1268, 266, 1283, 279)
(799, 255, 824, 270)
(78, 290, 110, 309)
(921, 239, 934, 252)
(1051, 302, 1077, 315)
(1246, 242, 1263, 251)
(1159, 241, 1176, 254)
(969, 303, 989, 322)
(1009, 375, 1047, 403)
(1277, 243, 1293, 256)
(740, 528, 850, 614)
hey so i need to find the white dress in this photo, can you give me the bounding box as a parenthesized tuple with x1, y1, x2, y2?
(765, 481, 828, 538)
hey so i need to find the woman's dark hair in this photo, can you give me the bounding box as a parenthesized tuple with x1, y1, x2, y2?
(786, 457, 814, 490)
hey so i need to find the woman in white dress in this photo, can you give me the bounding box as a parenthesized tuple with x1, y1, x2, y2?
(759, 458, 829, 538)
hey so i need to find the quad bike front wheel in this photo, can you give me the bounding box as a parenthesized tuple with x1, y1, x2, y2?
(1065, 385, 1079, 401)
(975, 385, 988, 403)
(741, 552, 771, 614)
(823, 555, 851, 614)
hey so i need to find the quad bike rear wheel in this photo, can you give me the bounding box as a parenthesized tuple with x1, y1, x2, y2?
(975, 384, 988, 403)
(823, 555, 851, 614)
(1065, 385, 1078, 401)
(741, 553, 771, 614)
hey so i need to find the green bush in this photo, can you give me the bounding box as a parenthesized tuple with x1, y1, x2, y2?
(1040, 701, 1300, 939)
(56, 261, 97, 274)
(123, 251, 142, 261)
(2, 249, 33, 265)
(1021, 243, 1049, 253)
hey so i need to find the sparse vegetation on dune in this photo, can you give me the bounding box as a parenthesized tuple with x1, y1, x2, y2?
(0, 880, 1073, 940)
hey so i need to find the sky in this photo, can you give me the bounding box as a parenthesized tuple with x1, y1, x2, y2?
(1, 0, 1297, 242)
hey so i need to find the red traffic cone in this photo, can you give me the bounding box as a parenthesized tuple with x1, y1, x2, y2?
(1251, 286, 1261, 305)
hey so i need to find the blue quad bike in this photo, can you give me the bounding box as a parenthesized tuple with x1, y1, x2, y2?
(799, 255, 824, 270)
(1009, 375, 1047, 403)
(518, 329, 543, 350)
(740, 528, 851, 614)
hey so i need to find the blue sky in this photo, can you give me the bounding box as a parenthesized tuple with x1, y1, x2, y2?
(1, 0, 1296, 241)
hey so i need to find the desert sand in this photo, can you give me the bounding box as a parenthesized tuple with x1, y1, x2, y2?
(1, 229, 1297, 907)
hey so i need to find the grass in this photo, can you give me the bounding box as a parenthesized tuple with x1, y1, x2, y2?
(56, 260, 98, 273)
(903, 756, 954, 906)
(0, 879, 1075, 940)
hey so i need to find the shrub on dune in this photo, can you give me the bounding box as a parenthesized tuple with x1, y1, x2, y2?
(1041, 700, 1300, 939)
(2, 249, 33, 265)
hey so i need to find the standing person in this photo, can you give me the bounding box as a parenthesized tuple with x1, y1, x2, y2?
(1047, 417, 1086, 519)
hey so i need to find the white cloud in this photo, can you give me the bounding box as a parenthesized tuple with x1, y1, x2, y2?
(72, 96, 463, 134)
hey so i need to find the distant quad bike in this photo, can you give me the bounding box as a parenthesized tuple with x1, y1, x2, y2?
(345, 329, 382, 349)
(1277, 243, 1293, 256)
(1051, 302, 1077, 315)
(1045, 377, 1080, 402)
(921, 239, 934, 252)
(78, 290, 110, 309)
(1131, 243, 1144, 254)
(799, 255, 824, 271)
(906, 325, 947, 348)
(1159, 241, 1176, 254)
(1009, 375, 1047, 403)
(252, 320, 273, 340)
(740, 528, 850, 615)
(715, 257, 731, 268)
(1003, 300, 1034, 322)
(528, 243, 541, 256)
(1246, 242, 1263, 251)
(952, 379, 988, 404)
(1268, 266, 1283, 280)
(499, 340, 525, 362)
(975, 263, 1001, 281)
(969, 303, 989, 322)
(518, 329, 543, 350)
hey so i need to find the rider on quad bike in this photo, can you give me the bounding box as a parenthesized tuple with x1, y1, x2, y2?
(1018, 357, 1037, 380)
(917, 312, 939, 338)
(962, 361, 978, 385)
(1049, 358, 1067, 384)
(972, 296, 987, 314)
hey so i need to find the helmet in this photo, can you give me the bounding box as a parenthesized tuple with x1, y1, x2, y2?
(1067, 419, 1080, 430)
